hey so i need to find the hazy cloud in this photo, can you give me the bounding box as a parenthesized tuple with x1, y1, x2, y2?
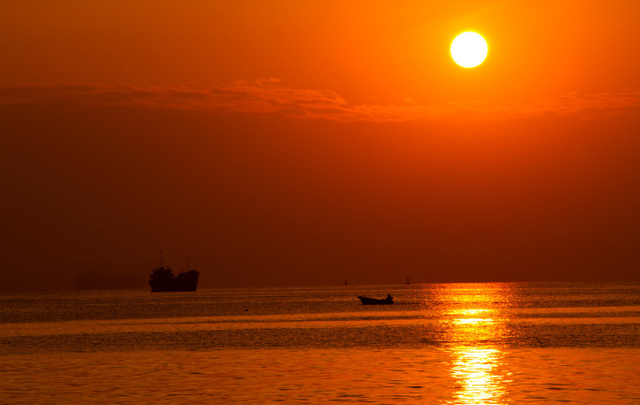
(1, 81, 639, 122)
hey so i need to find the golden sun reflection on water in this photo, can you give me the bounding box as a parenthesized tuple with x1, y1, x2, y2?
(451, 347, 507, 405)
(430, 284, 515, 404)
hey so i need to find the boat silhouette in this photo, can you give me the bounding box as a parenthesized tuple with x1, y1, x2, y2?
(357, 294, 394, 305)
(149, 252, 199, 292)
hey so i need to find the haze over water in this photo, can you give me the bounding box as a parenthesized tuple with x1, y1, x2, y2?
(2, 282, 640, 404)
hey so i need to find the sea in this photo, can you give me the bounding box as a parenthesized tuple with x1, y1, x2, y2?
(1, 282, 639, 404)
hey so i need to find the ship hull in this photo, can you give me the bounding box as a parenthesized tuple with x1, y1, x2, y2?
(149, 281, 198, 292)
(149, 269, 199, 292)
(357, 296, 394, 305)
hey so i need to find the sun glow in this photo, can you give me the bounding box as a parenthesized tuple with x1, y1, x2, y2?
(451, 32, 488, 68)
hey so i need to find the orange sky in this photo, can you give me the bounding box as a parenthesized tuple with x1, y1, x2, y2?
(1, 1, 640, 290)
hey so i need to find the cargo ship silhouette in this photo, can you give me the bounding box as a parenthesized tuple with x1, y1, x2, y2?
(149, 251, 199, 292)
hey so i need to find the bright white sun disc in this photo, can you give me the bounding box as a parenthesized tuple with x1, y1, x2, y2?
(451, 32, 488, 68)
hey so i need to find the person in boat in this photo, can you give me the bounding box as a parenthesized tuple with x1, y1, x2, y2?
(386, 294, 393, 302)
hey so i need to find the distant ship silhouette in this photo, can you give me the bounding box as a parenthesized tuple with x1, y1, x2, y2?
(149, 252, 199, 292)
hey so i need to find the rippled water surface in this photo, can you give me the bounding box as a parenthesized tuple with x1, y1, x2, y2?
(2, 282, 640, 404)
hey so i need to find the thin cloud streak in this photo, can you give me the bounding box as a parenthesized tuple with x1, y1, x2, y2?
(1, 81, 639, 121)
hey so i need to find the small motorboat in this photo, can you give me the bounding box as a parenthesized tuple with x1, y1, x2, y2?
(357, 294, 394, 305)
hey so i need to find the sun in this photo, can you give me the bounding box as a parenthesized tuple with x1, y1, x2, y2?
(451, 32, 488, 68)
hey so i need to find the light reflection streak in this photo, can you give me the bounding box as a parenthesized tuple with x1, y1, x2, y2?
(429, 284, 514, 404)
(450, 346, 507, 405)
